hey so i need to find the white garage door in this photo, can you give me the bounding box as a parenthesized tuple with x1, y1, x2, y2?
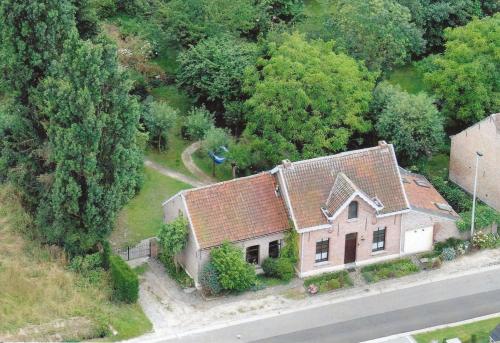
(404, 226, 433, 254)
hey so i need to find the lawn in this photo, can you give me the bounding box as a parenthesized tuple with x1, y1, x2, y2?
(388, 64, 426, 94)
(111, 167, 191, 248)
(413, 317, 500, 343)
(361, 258, 420, 283)
(0, 186, 152, 342)
(192, 149, 233, 182)
(417, 153, 450, 179)
(304, 270, 353, 293)
(256, 274, 291, 288)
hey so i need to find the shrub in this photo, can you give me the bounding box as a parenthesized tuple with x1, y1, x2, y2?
(275, 257, 295, 281)
(361, 258, 419, 283)
(440, 247, 456, 261)
(262, 257, 278, 277)
(159, 253, 194, 288)
(199, 261, 222, 295)
(109, 255, 139, 303)
(280, 228, 299, 264)
(158, 215, 188, 271)
(210, 242, 256, 292)
(472, 231, 497, 250)
(68, 252, 104, 285)
(304, 271, 352, 293)
(183, 107, 214, 141)
(102, 241, 111, 270)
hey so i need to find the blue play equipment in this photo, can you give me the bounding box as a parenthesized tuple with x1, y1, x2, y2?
(208, 146, 229, 165)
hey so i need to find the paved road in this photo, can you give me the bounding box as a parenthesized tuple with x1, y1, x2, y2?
(165, 269, 500, 343)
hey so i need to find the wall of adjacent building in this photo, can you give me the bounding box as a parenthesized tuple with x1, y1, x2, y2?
(449, 114, 500, 211)
(402, 210, 462, 243)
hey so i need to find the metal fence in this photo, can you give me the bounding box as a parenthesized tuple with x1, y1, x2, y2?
(114, 239, 152, 261)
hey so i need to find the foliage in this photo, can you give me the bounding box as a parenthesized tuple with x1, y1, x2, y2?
(373, 82, 444, 162)
(183, 107, 215, 141)
(261, 0, 304, 23)
(440, 247, 456, 261)
(68, 252, 104, 284)
(210, 242, 257, 292)
(158, 215, 188, 262)
(434, 237, 466, 254)
(159, 0, 260, 46)
(177, 35, 258, 128)
(423, 14, 500, 126)
(303, 271, 352, 293)
(457, 205, 500, 233)
(243, 32, 375, 168)
(202, 127, 232, 154)
(34, 33, 143, 255)
(159, 253, 195, 288)
(262, 257, 278, 276)
(262, 257, 295, 281)
(396, 0, 484, 53)
(199, 261, 222, 295)
(361, 258, 419, 283)
(280, 227, 299, 264)
(472, 231, 498, 250)
(429, 176, 472, 213)
(327, 0, 425, 72)
(0, 0, 75, 214)
(109, 255, 139, 303)
(91, 0, 117, 18)
(74, 0, 100, 40)
(142, 101, 178, 151)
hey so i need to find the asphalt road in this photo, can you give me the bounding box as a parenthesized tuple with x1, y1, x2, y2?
(164, 269, 500, 343)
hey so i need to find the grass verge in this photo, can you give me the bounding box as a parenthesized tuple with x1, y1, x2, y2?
(192, 149, 233, 182)
(111, 167, 191, 247)
(0, 186, 151, 341)
(361, 258, 420, 283)
(256, 274, 291, 288)
(304, 271, 353, 293)
(413, 316, 500, 343)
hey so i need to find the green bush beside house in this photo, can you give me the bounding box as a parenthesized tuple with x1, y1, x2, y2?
(109, 255, 139, 303)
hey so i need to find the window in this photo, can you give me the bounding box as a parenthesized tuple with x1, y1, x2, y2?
(268, 240, 281, 258)
(315, 239, 329, 263)
(372, 227, 386, 252)
(348, 201, 358, 219)
(246, 245, 259, 264)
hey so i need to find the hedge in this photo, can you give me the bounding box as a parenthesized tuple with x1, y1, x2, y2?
(109, 255, 139, 303)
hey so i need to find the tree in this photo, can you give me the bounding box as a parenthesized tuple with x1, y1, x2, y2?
(210, 242, 256, 291)
(374, 82, 445, 162)
(259, 0, 304, 23)
(423, 14, 500, 127)
(73, 0, 99, 40)
(177, 35, 258, 129)
(243, 33, 375, 168)
(34, 34, 143, 254)
(143, 101, 178, 151)
(328, 0, 425, 72)
(202, 126, 232, 176)
(183, 107, 215, 141)
(0, 0, 75, 212)
(158, 215, 188, 270)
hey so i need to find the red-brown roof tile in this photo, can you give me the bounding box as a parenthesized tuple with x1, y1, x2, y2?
(183, 173, 290, 249)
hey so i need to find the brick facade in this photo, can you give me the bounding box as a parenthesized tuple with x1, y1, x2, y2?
(449, 114, 500, 211)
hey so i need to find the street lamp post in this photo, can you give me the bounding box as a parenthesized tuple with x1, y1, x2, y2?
(470, 151, 483, 238)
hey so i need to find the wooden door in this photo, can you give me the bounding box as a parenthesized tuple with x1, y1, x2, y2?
(344, 233, 357, 264)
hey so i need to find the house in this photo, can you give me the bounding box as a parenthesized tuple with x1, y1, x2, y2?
(163, 142, 460, 285)
(449, 113, 500, 211)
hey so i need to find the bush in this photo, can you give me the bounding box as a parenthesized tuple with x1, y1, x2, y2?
(434, 237, 464, 254)
(109, 255, 139, 303)
(183, 107, 214, 141)
(159, 253, 194, 288)
(68, 252, 104, 285)
(210, 242, 256, 292)
(199, 261, 222, 295)
(262, 257, 278, 277)
(275, 257, 295, 281)
(472, 231, 497, 250)
(102, 241, 111, 270)
(304, 271, 352, 294)
(440, 247, 456, 261)
(361, 258, 420, 283)
(280, 228, 299, 264)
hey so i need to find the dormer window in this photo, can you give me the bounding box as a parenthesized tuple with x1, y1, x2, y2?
(348, 201, 358, 219)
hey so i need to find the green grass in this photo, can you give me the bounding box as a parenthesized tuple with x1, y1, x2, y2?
(388, 64, 426, 95)
(413, 317, 500, 343)
(361, 258, 420, 283)
(111, 168, 191, 247)
(0, 186, 152, 341)
(303, 271, 353, 293)
(416, 153, 450, 179)
(150, 85, 193, 114)
(152, 43, 182, 75)
(256, 274, 290, 288)
(133, 263, 149, 276)
(192, 150, 233, 182)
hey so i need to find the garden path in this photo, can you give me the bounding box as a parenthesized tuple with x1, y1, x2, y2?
(143, 159, 206, 188)
(180, 141, 217, 185)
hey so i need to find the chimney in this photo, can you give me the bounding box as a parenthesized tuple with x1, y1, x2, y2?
(378, 140, 388, 147)
(282, 159, 292, 169)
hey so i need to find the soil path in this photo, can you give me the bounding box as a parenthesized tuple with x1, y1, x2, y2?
(143, 159, 206, 188)
(181, 141, 216, 185)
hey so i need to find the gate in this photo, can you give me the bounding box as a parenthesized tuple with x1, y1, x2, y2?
(115, 238, 155, 261)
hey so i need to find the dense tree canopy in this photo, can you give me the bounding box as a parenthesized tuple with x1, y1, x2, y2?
(34, 34, 143, 254)
(373, 82, 444, 162)
(423, 14, 500, 126)
(327, 0, 425, 72)
(242, 33, 375, 167)
(142, 101, 178, 151)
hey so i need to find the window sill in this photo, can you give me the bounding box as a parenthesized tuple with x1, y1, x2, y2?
(346, 218, 359, 223)
(314, 261, 331, 267)
(371, 250, 386, 256)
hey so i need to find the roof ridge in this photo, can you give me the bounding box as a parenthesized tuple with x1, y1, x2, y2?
(183, 171, 271, 194)
(451, 112, 500, 137)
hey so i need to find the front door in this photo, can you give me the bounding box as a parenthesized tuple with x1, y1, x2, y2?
(344, 233, 357, 264)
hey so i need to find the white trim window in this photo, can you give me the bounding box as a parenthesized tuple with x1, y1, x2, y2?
(372, 227, 386, 252)
(315, 238, 329, 263)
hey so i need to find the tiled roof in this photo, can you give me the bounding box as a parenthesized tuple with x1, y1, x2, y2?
(183, 173, 290, 249)
(324, 173, 358, 215)
(400, 168, 459, 220)
(280, 143, 409, 229)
